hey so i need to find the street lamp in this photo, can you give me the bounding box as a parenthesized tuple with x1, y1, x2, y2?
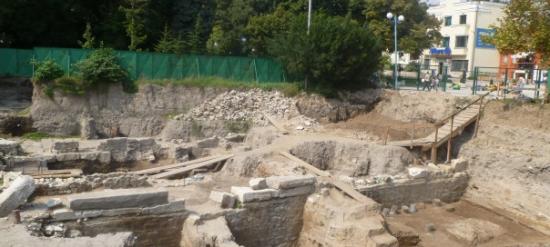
(387, 12, 405, 89)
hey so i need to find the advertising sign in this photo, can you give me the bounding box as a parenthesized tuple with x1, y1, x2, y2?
(476, 28, 496, 49)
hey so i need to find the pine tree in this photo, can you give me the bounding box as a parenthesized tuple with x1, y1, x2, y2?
(188, 15, 204, 53)
(154, 24, 184, 54)
(119, 0, 148, 51)
(78, 23, 96, 49)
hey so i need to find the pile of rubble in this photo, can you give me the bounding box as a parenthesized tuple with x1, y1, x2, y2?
(174, 89, 300, 125)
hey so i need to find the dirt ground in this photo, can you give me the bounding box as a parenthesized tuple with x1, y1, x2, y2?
(387, 200, 550, 247)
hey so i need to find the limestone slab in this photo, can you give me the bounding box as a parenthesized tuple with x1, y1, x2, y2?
(0, 175, 36, 217)
(265, 175, 316, 190)
(67, 188, 168, 210)
(230, 186, 276, 203)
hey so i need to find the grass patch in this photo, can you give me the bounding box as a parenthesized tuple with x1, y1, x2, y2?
(21, 132, 51, 141)
(136, 76, 301, 97)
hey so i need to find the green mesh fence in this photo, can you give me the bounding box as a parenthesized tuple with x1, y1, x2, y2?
(0, 47, 287, 83)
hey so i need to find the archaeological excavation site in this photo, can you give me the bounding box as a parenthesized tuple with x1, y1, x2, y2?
(1, 79, 550, 247)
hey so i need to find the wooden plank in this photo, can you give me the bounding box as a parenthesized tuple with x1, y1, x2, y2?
(279, 152, 373, 204)
(152, 155, 234, 179)
(279, 151, 330, 177)
(264, 113, 289, 134)
(133, 155, 221, 175)
(31, 169, 82, 178)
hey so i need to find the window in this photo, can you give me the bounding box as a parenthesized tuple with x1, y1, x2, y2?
(459, 15, 467, 24)
(423, 59, 430, 69)
(455, 35, 468, 48)
(444, 16, 452, 26)
(451, 60, 469, 71)
(442, 37, 450, 48)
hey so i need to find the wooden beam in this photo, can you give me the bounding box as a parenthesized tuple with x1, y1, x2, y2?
(279, 151, 330, 176)
(263, 113, 289, 134)
(133, 155, 222, 175)
(152, 155, 234, 179)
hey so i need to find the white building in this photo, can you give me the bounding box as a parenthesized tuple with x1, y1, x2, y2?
(421, 0, 509, 77)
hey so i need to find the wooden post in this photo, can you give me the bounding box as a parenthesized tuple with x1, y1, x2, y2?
(474, 96, 484, 137)
(431, 126, 439, 164)
(446, 115, 454, 163)
(384, 127, 390, 145)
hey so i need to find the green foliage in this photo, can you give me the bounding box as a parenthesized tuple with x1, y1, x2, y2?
(488, 0, 550, 59)
(363, 0, 441, 58)
(188, 15, 204, 53)
(206, 25, 226, 55)
(120, 0, 148, 51)
(137, 77, 301, 97)
(154, 24, 184, 54)
(74, 48, 128, 86)
(53, 76, 87, 95)
(32, 59, 64, 82)
(78, 22, 96, 49)
(268, 14, 381, 92)
(405, 61, 419, 72)
(224, 119, 252, 133)
(246, 6, 293, 56)
(21, 132, 51, 141)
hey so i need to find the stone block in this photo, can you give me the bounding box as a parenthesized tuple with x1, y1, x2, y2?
(209, 191, 236, 209)
(197, 137, 219, 148)
(56, 152, 81, 162)
(142, 200, 186, 215)
(51, 141, 79, 154)
(275, 185, 315, 198)
(248, 178, 267, 190)
(407, 167, 428, 179)
(451, 158, 469, 172)
(97, 151, 111, 164)
(51, 208, 77, 221)
(67, 188, 169, 210)
(0, 175, 36, 217)
(230, 186, 276, 203)
(80, 152, 99, 161)
(0, 139, 20, 156)
(265, 175, 316, 190)
(225, 133, 246, 143)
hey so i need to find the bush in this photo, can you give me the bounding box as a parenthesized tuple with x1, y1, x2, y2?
(74, 48, 128, 86)
(32, 59, 64, 82)
(268, 13, 381, 93)
(54, 76, 88, 95)
(405, 61, 419, 72)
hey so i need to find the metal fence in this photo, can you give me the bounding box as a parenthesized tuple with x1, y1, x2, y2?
(383, 64, 450, 91)
(0, 47, 287, 83)
(472, 66, 548, 99)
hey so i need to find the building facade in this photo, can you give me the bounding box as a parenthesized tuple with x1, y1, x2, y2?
(421, 0, 509, 77)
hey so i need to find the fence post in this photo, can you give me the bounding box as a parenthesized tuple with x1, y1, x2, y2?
(504, 68, 509, 99)
(195, 57, 200, 77)
(416, 64, 421, 90)
(446, 115, 454, 163)
(253, 58, 259, 83)
(547, 69, 550, 102)
(472, 67, 478, 95)
(442, 65, 448, 92)
(536, 69, 542, 99)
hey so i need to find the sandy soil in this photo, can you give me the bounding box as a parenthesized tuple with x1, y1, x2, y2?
(387, 200, 550, 247)
(458, 100, 550, 235)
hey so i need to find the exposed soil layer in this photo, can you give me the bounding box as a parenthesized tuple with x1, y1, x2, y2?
(386, 200, 550, 247)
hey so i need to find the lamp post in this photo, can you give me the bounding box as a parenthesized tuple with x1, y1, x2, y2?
(387, 12, 405, 89)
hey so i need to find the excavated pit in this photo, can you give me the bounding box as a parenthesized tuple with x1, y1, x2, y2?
(1, 85, 550, 247)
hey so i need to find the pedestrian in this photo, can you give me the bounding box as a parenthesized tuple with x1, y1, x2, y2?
(432, 74, 440, 91)
(422, 71, 431, 91)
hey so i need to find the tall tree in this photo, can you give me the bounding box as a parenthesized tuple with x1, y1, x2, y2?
(78, 23, 96, 49)
(188, 15, 204, 53)
(119, 0, 148, 51)
(363, 0, 441, 58)
(489, 0, 550, 59)
(154, 24, 184, 54)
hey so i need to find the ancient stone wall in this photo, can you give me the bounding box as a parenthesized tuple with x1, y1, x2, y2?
(31, 84, 225, 137)
(67, 213, 188, 247)
(359, 172, 469, 207)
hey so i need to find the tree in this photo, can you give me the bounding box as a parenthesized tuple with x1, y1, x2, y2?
(246, 6, 293, 56)
(489, 0, 550, 59)
(268, 14, 382, 92)
(362, 0, 441, 58)
(212, 0, 254, 55)
(119, 0, 148, 51)
(154, 24, 184, 54)
(78, 23, 96, 49)
(188, 15, 204, 53)
(206, 25, 226, 55)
